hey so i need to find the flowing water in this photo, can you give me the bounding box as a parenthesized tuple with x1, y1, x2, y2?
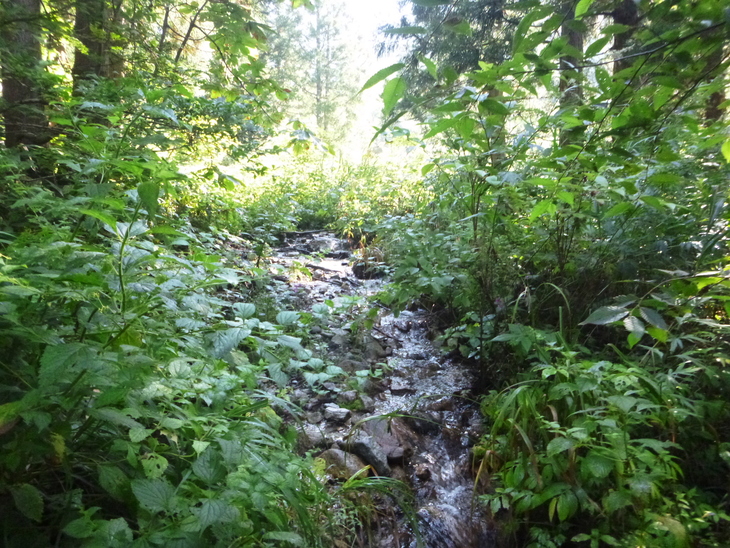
(266, 232, 496, 547)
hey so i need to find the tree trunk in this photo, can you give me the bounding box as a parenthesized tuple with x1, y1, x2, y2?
(612, 0, 639, 74)
(559, 0, 584, 146)
(703, 37, 725, 125)
(72, 0, 124, 89)
(0, 0, 50, 147)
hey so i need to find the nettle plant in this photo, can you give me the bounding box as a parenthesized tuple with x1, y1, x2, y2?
(0, 183, 346, 547)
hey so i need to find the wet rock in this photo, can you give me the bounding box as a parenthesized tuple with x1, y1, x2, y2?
(337, 358, 369, 373)
(323, 404, 351, 424)
(322, 382, 338, 393)
(298, 424, 326, 451)
(405, 411, 442, 436)
(360, 395, 375, 412)
(364, 339, 388, 361)
(426, 397, 455, 412)
(310, 237, 339, 252)
(305, 411, 323, 423)
(310, 325, 322, 335)
(390, 378, 416, 395)
(291, 389, 310, 405)
(394, 321, 412, 333)
(362, 418, 413, 463)
(407, 351, 427, 360)
(318, 449, 368, 480)
(344, 432, 391, 476)
(339, 390, 359, 404)
(326, 250, 350, 260)
(330, 334, 348, 348)
(387, 446, 405, 464)
(415, 464, 432, 481)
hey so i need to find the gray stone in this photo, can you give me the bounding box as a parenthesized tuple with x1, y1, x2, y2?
(415, 463, 431, 481)
(426, 397, 455, 412)
(344, 432, 391, 476)
(339, 390, 358, 404)
(364, 339, 388, 361)
(317, 449, 368, 480)
(337, 359, 369, 373)
(390, 378, 415, 395)
(360, 395, 375, 412)
(323, 404, 351, 424)
(298, 424, 326, 451)
(361, 418, 413, 464)
(310, 325, 322, 334)
(330, 334, 349, 348)
(407, 351, 427, 360)
(305, 411, 323, 423)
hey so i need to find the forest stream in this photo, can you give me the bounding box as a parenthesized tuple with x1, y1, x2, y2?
(248, 232, 496, 547)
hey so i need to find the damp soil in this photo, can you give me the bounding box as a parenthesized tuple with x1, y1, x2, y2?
(239, 232, 497, 547)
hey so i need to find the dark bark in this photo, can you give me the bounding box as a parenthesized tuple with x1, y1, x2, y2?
(612, 0, 639, 74)
(0, 0, 50, 147)
(72, 0, 124, 89)
(559, 0, 584, 146)
(703, 37, 725, 125)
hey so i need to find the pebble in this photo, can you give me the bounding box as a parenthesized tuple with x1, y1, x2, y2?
(323, 404, 351, 424)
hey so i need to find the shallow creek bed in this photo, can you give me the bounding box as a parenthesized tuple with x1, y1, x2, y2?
(234, 232, 497, 547)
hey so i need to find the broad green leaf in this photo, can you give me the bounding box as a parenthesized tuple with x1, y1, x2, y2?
(10, 484, 43, 522)
(131, 478, 175, 512)
(606, 395, 637, 413)
(129, 427, 153, 443)
(91, 408, 144, 430)
(80, 208, 117, 233)
(137, 180, 160, 216)
(210, 327, 251, 358)
(580, 306, 628, 325)
(575, 0, 595, 17)
(276, 311, 300, 325)
(262, 531, 304, 545)
(382, 77, 407, 117)
(640, 195, 667, 210)
(640, 307, 668, 330)
(478, 98, 510, 115)
(233, 303, 256, 319)
(98, 466, 129, 500)
(147, 225, 186, 237)
(547, 436, 574, 457)
(647, 326, 669, 343)
(358, 63, 405, 93)
(0, 401, 22, 435)
(419, 55, 438, 79)
(603, 490, 633, 513)
(557, 191, 574, 205)
(513, 6, 551, 53)
(423, 118, 459, 139)
(384, 26, 427, 35)
(603, 202, 632, 218)
(142, 453, 169, 479)
(445, 19, 472, 36)
(195, 499, 239, 530)
(585, 36, 611, 57)
(722, 141, 730, 163)
(277, 334, 303, 350)
(623, 315, 645, 335)
(192, 448, 226, 485)
(583, 451, 613, 478)
(557, 491, 578, 521)
(529, 199, 557, 221)
(193, 440, 211, 454)
(457, 117, 475, 140)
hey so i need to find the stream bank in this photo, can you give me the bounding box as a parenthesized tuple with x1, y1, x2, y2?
(244, 232, 496, 547)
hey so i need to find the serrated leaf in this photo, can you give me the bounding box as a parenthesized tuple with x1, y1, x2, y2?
(423, 117, 459, 139)
(98, 465, 129, 500)
(195, 499, 239, 530)
(92, 408, 144, 430)
(131, 478, 174, 512)
(10, 484, 43, 522)
(530, 199, 557, 221)
(639, 307, 668, 330)
(547, 436, 574, 457)
(358, 63, 405, 93)
(583, 451, 613, 478)
(142, 453, 169, 479)
(262, 531, 304, 545)
(623, 315, 645, 335)
(129, 427, 153, 443)
(233, 303, 256, 319)
(137, 181, 160, 216)
(192, 440, 210, 454)
(276, 311, 300, 325)
(210, 327, 251, 358)
(603, 490, 633, 513)
(382, 77, 407, 117)
(39, 343, 95, 387)
(607, 395, 637, 413)
(192, 448, 226, 485)
(580, 306, 628, 325)
(646, 326, 669, 343)
(277, 334, 303, 350)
